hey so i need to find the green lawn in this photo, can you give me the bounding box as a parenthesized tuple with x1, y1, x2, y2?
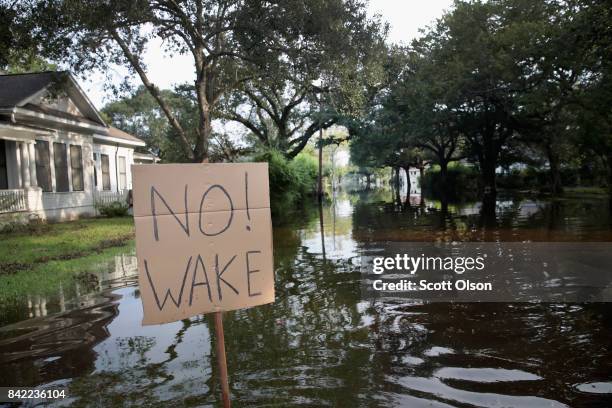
(0, 217, 135, 274)
(0, 217, 136, 307)
(562, 186, 609, 196)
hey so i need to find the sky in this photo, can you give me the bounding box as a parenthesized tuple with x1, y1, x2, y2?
(80, 1, 454, 109)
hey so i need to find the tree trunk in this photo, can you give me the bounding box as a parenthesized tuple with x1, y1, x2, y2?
(607, 155, 612, 198)
(317, 128, 323, 201)
(394, 171, 401, 208)
(481, 158, 497, 200)
(481, 194, 497, 227)
(546, 143, 563, 195)
(439, 160, 449, 195)
(477, 131, 499, 201)
(418, 166, 424, 191)
(402, 166, 412, 195)
(365, 174, 372, 190)
(394, 167, 400, 189)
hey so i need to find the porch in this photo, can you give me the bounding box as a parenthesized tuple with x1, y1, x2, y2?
(0, 126, 45, 216)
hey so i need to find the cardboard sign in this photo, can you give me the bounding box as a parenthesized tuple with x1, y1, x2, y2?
(132, 163, 275, 325)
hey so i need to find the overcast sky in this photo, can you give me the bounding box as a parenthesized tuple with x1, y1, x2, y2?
(81, 1, 453, 109)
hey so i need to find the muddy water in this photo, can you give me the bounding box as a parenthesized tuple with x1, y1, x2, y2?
(1, 190, 611, 407)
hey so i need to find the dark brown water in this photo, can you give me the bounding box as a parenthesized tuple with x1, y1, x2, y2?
(1, 190, 612, 407)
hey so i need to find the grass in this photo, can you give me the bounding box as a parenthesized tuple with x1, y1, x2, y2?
(562, 186, 609, 196)
(0, 217, 135, 275)
(0, 242, 135, 305)
(0, 218, 136, 306)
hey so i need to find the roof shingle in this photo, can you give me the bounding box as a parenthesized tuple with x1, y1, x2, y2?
(0, 71, 66, 108)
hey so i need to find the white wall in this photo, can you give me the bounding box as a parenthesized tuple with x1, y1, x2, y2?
(25, 130, 95, 219)
(92, 144, 135, 192)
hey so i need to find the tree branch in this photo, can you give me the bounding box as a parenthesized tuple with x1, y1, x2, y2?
(109, 28, 194, 160)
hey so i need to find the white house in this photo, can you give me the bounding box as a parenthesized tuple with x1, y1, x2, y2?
(0, 71, 147, 222)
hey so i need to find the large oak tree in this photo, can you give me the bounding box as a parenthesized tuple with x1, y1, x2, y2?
(12, 0, 384, 162)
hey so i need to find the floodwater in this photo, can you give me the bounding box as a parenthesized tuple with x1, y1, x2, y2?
(1, 189, 612, 407)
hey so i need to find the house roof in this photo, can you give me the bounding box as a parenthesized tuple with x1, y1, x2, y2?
(134, 151, 160, 163)
(0, 71, 146, 147)
(0, 71, 106, 126)
(0, 71, 60, 108)
(108, 126, 146, 145)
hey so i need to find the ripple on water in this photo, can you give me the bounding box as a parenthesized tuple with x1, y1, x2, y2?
(575, 382, 612, 394)
(423, 346, 454, 357)
(401, 355, 425, 365)
(390, 376, 569, 408)
(435, 367, 542, 383)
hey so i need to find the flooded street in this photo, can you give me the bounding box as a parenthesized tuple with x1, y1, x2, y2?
(1, 190, 612, 407)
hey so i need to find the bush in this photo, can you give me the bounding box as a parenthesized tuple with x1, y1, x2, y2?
(288, 152, 319, 196)
(421, 163, 479, 200)
(97, 201, 129, 217)
(253, 149, 319, 209)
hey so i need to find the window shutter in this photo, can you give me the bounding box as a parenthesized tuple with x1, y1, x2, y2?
(35, 140, 52, 192)
(53, 143, 69, 192)
(70, 145, 84, 191)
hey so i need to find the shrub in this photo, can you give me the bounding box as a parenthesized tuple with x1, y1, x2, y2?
(288, 152, 319, 196)
(421, 163, 479, 200)
(253, 149, 319, 210)
(97, 201, 129, 217)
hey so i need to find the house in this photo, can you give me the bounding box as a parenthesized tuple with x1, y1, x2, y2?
(0, 71, 147, 223)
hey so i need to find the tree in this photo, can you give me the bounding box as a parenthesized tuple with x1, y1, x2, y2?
(403, 0, 569, 200)
(17, 0, 383, 162)
(102, 85, 245, 162)
(0, 1, 57, 73)
(569, 0, 612, 195)
(102, 86, 178, 155)
(384, 46, 462, 192)
(218, 1, 387, 159)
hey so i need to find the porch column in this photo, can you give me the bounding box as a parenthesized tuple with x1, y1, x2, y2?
(27, 142, 38, 188)
(19, 142, 31, 188)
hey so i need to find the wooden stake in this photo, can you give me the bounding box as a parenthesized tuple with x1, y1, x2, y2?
(214, 311, 231, 408)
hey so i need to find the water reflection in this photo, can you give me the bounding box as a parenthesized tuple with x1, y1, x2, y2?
(0, 190, 611, 406)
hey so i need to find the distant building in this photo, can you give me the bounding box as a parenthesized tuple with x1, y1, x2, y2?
(0, 71, 146, 222)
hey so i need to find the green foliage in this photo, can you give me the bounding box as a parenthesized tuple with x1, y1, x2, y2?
(102, 86, 197, 162)
(0, 0, 56, 74)
(97, 201, 129, 218)
(497, 164, 609, 192)
(421, 164, 479, 200)
(15, 0, 387, 162)
(349, 0, 612, 197)
(254, 149, 318, 211)
(218, 1, 388, 159)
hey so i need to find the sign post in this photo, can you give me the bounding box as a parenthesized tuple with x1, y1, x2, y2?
(214, 311, 231, 408)
(132, 163, 275, 407)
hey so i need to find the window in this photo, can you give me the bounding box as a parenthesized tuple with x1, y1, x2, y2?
(53, 143, 69, 192)
(70, 145, 84, 191)
(35, 140, 52, 192)
(93, 153, 97, 188)
(118, 156, 127, 190)
(0, 140, 7, 189)
(101, 154, 111, 191)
